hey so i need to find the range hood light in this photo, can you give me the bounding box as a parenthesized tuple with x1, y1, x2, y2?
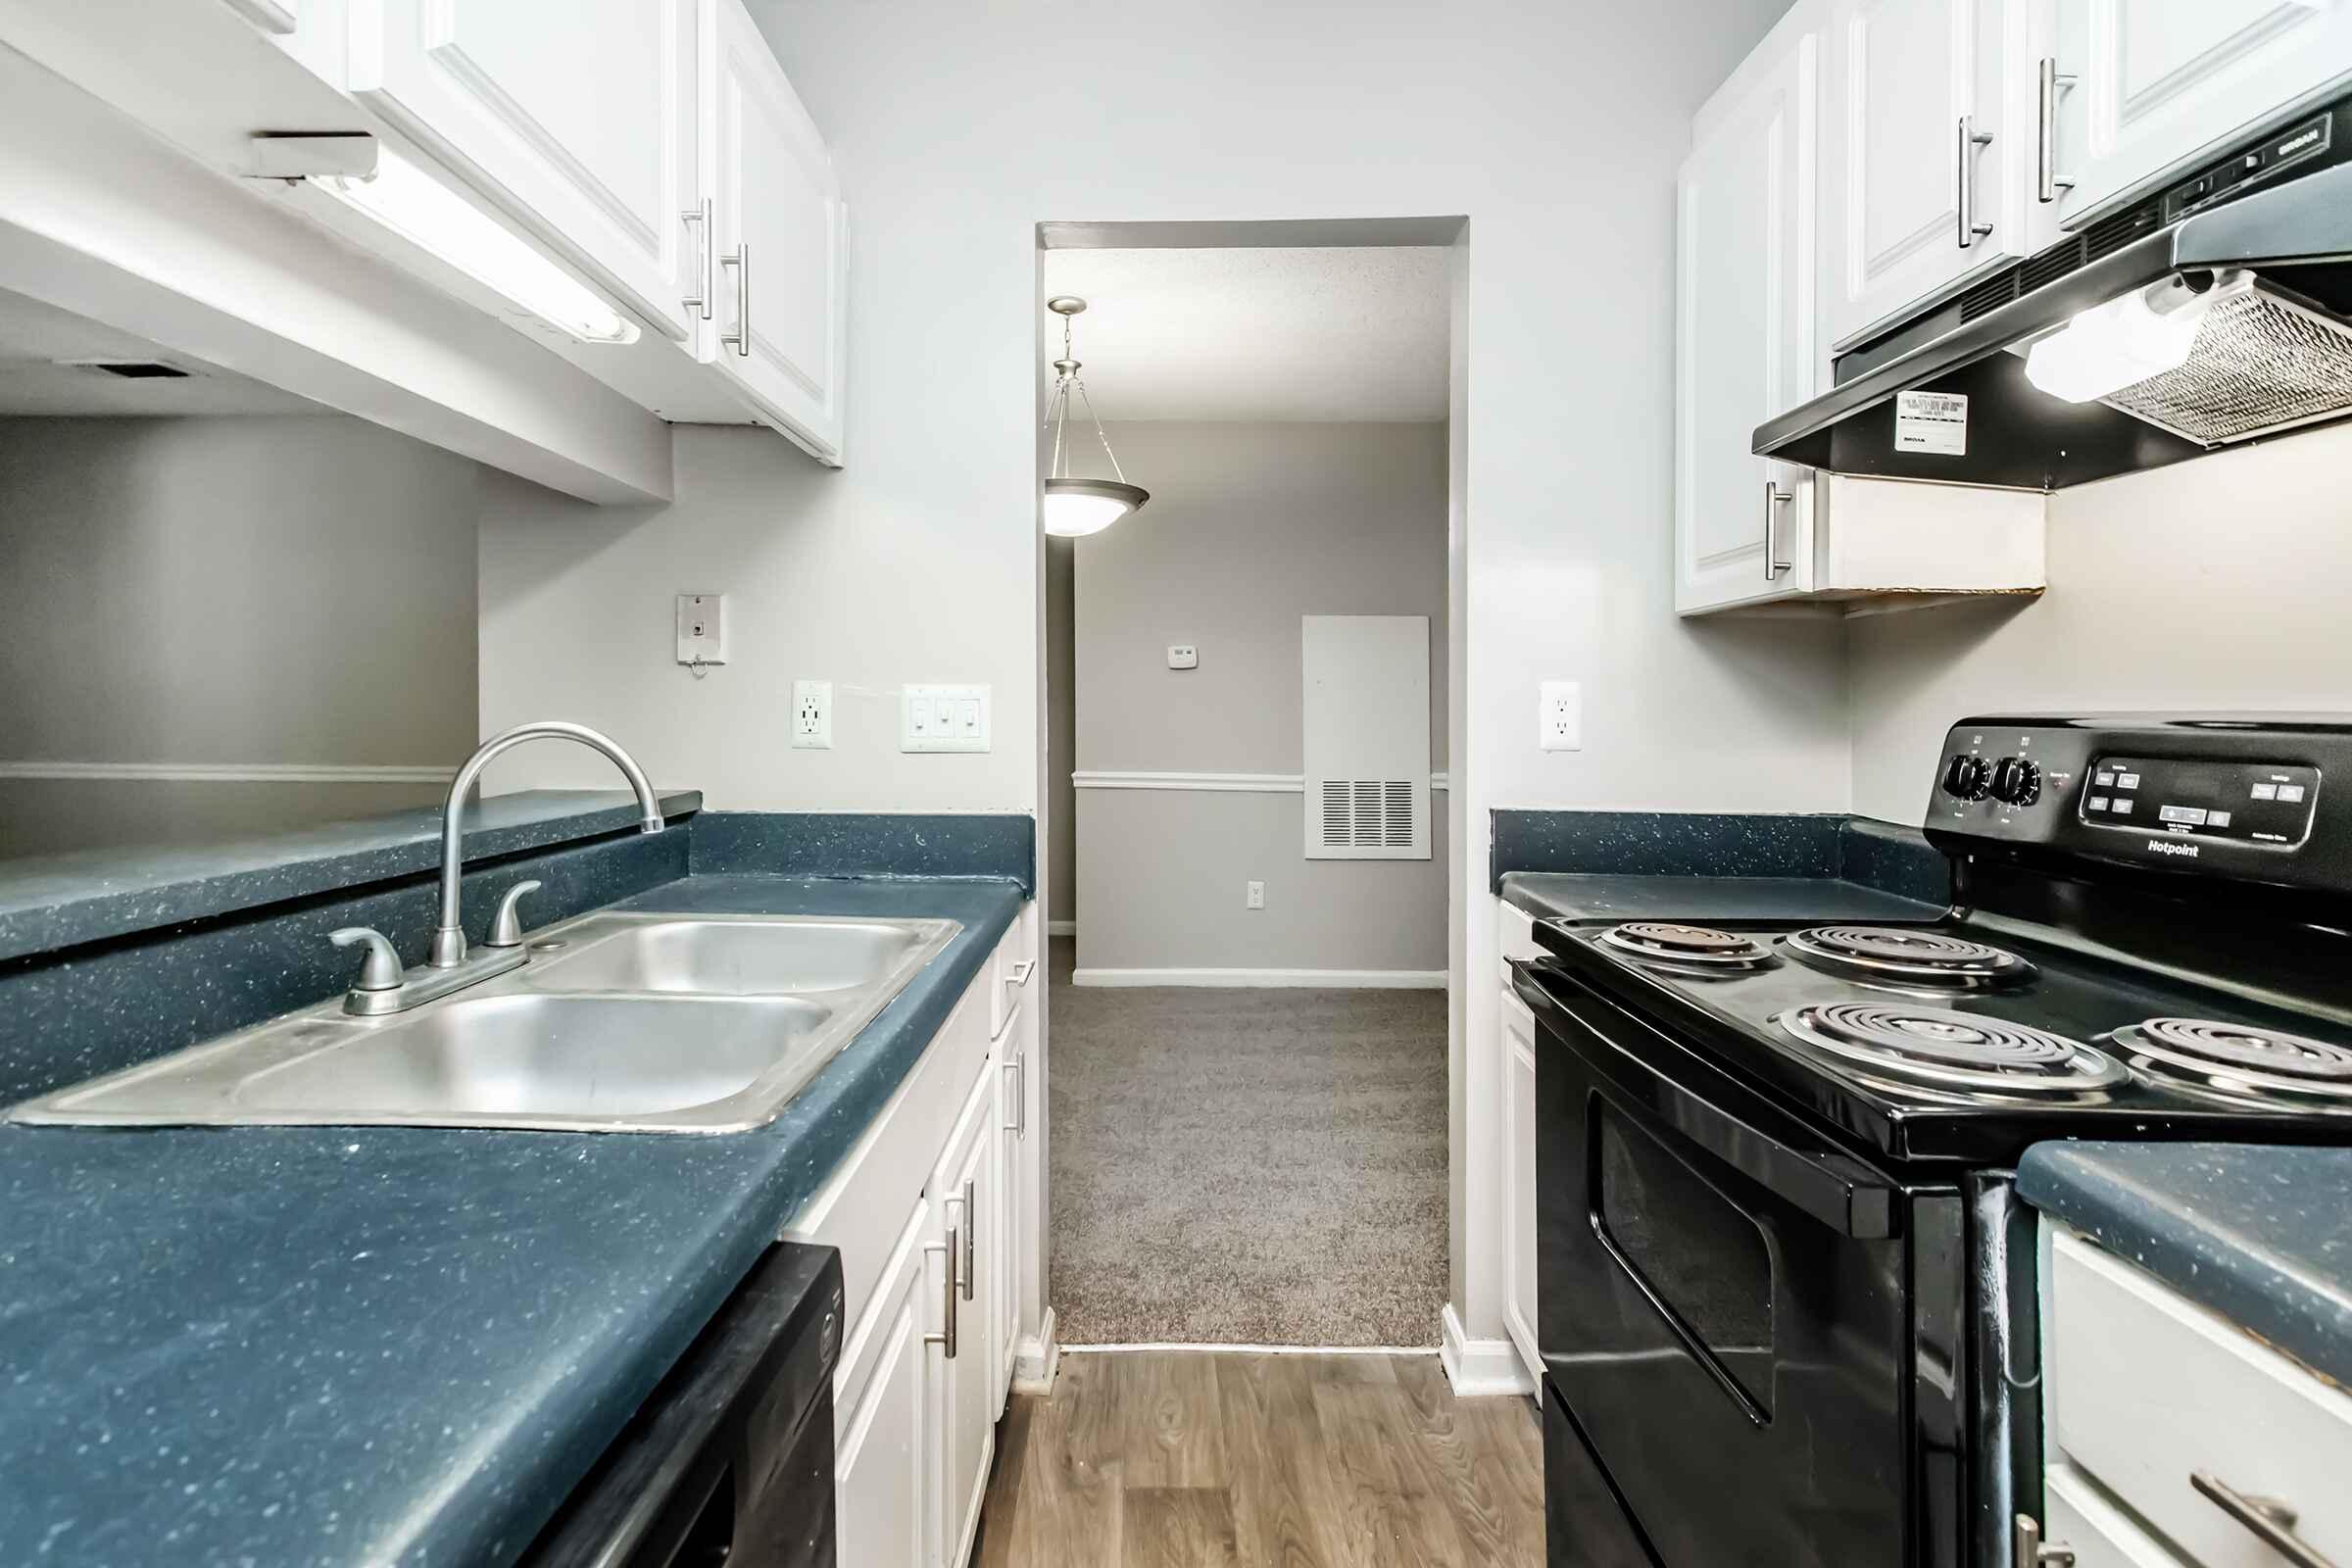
(2022, 275, 2219, 404)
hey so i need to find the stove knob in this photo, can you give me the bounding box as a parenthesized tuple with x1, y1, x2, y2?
(1990, 757, 2042, 807)
(1941, 754, 1992, 801)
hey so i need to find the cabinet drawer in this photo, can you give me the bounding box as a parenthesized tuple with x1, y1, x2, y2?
(2048, 1228, 2352, 1568)
(2043, 1463, 2191, 1568)
(988, 914, 1035, 1042)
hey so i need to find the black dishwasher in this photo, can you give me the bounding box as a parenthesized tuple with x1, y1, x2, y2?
(524, 1242, 844, 1568)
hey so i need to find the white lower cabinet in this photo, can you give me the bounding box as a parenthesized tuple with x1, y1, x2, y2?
(2039, 1226, 2352, 1568)
(791, 915, 1039, 1568)
(1500, 985, 1542, 1390)
(931, 1077, 998, 1568)
(835, 1203, 935, 1568)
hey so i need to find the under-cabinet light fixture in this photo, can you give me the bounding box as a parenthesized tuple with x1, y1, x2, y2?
(1042, 296, 1148, 537)
(263, 134, 639, 346)
(2022, 273, 2221, 405)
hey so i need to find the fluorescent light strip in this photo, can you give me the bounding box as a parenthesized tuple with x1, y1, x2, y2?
(313, 147, 639, 345)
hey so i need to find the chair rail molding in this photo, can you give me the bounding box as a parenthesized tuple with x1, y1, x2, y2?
(1073, 770, 1450, 793)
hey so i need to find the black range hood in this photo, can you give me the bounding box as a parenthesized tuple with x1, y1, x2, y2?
(1755, 96, 2352, 491)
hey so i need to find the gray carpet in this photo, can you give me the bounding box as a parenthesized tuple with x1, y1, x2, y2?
(1047, 938, 1447, 1348)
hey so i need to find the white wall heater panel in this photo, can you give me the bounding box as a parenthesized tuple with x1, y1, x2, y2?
(1302, 613, 1430, 860)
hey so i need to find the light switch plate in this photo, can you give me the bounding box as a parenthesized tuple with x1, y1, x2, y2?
(902, 683, 991, 753)
(675, 593, 727, 667)
(1168, 644, 1199, 670)
(792, 679, 832, 749)
(1540, 680, 1583, 751)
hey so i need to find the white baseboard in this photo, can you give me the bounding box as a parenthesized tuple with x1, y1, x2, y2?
(1046, 919, 1076, 938)
(1439, 1301, 1536, 1397)
(1072, 967, 1446, 989)
(1011, 1306, 1059, 1394)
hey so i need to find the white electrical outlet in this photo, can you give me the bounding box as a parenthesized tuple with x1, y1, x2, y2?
(902, 684, 991, 753)
(1540, 680, 1583, 751)
(1168, 644, 1199, 670)
(675, 593, 727, 667)
(792, 679, 832, 749)
(1246, 880, 1265, 909)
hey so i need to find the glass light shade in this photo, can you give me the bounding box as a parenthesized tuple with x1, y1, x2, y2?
(1043, 478, 1149, 538)
(2024, 277, 2215, 403)
(315, 148, 641, 345)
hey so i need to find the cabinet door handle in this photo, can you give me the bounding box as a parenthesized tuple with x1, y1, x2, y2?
(1762, 481, 1793, 580)
(921, 1233, 958, 1358)
(2013, 1513, 2076, 1567)
(2036, 59, 2077, 204)
(960, 1178, 977, 1300)
(1003, 1057, 1025, 1138)
(719, 240, 751, 357)
(679, 198, 713, 318)
(1005, 958, 1035, 991)
(2193, 1473, 2336, 1568)
(1956, 116, 1994, 246)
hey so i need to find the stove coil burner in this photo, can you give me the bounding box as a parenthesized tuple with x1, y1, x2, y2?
(1786, 926, 2034, 990)
(1597, 921, 1776, 973)
(1778, 1002, 2125, 1095)
(2112, 1017, 2352, 1107)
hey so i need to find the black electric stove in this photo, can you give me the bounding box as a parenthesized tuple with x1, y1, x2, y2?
(1516, 715, 2352, 1568)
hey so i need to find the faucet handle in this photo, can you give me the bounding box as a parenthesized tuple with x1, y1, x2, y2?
(486, 880, 544, 950)
(330, 927, 406, 992)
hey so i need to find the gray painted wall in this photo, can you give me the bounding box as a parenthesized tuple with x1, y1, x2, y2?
(0, 416, 480, 854)
(1073, 420, 1446, 973)
(1848, 421, 2352, 823)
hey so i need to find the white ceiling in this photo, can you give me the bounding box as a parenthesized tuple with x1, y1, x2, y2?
(0, 288, 322, 416)
(1039, 247, 1449, 423)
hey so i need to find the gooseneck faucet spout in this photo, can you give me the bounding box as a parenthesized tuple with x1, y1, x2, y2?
(431, 721, 664, 968)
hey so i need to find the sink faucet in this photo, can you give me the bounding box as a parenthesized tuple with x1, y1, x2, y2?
(430, 720, 666, 967)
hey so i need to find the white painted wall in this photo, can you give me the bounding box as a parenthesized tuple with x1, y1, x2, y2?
(0, 415, 479, 853)
(486, 0, 1846, 1355)
(1849, 425, 2352, 823)
(1071, 420, 1446, 974)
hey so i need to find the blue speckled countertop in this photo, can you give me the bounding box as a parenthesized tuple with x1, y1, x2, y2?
(1500, 872, 1943, 925)
(2020, 1142, 2352, 1392)
(0, 789, 704, 963)
(0, 874, 1021, 1566)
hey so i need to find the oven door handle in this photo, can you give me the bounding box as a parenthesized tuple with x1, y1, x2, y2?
(1512, 964, 1898, 1240)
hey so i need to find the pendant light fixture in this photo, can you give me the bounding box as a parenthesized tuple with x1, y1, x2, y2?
(1042, 295, 1149, 537)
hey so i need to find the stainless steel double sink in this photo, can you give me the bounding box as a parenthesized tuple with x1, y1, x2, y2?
(7, 911, 959, 1135)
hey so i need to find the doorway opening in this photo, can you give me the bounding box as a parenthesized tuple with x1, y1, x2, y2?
(1034, 217, 1466, 1351)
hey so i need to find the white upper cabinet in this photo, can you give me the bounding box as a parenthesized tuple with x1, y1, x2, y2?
(1822, 0, 2029, 347)
(700, 0, 848, 464)
(1675, 19, 1822, 613)
(2048, 0, 2352, 227)
(346, 0, 703, 340)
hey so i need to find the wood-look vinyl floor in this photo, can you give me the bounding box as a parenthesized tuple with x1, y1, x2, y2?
(972, 1350, 1544, 1567)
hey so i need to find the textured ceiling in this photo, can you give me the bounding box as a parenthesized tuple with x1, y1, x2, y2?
(0, 288, 321, 416)
(1040, 246, 1449, 422)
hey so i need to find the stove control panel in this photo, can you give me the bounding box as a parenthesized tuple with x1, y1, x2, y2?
(2079, 755, 2318, 849)
(1927, 716, 2350, 893)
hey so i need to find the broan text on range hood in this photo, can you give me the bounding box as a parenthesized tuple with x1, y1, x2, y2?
(1756, 99, 2352, 491)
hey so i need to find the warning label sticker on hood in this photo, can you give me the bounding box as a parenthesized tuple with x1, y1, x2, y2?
(1894, 390, 1968, 455)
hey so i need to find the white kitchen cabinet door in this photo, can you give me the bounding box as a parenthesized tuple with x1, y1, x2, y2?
(994, 1034, 1025, 1419)
(346, 0, 701, 339)
(929, 1078, 996, 1568)
(2050, 0, 2352, 227)
(835, 1204, 935, 1568)
(702, 0, 848, 464)
(1500, 988, 1542, 1391)
(1675, 26, 1821, 613)
(1822, 0, 2025, 348)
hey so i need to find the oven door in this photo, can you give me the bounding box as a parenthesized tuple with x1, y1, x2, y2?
(1515, 959, 1930, 1568)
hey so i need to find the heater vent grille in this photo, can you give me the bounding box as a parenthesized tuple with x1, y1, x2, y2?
(2104, 284, 2352, 445)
